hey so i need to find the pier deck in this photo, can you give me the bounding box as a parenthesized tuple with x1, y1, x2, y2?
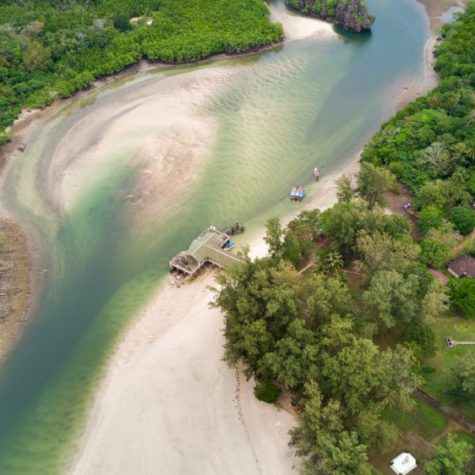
(169, 225, 244, 277)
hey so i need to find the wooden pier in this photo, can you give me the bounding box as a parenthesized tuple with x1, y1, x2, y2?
(169, 224, 245, 277)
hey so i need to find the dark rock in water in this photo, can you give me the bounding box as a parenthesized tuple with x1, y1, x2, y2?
(286, 0, 375, 32)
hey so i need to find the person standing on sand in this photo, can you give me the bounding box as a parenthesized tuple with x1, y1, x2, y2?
(314, 167, 320, 181)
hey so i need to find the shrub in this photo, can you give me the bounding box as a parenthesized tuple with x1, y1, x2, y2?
(0, 129, 11, 145)
(405, 322, 436, 357)
(254, 379, 280, 403)
(451, 206, 475, 235)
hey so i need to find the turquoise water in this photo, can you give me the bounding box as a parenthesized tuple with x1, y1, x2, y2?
(0, 0, 429, 473)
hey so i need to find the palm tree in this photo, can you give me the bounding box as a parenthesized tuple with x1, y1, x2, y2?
(324, 251, 343, 275)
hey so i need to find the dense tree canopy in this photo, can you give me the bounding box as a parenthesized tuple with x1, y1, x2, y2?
(213, 197, 442, 472)
(424, 434, 473, 475)
(0, 0, 283, 143)
(362, 3, 475, 247)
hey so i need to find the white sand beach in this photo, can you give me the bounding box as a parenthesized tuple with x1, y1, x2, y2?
(70, 268, 298, 475)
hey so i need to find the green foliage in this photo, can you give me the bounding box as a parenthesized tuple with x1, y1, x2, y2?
(451, 206, 475, 235)
(321, 199, 409, 257)
(420, 235, 450, 269)
(356, 231, 420, 274)
(449, 354, 475, 400)
(423, 226, 461, 267)
(405, 322, 436, 357)
(450, 277, 475, 317)
(356, 162, 395, 209)
(215, 207, 423, 471)
(264, 217, 284, 258)
(254, 378, 280, 403)
(0, 130, 11, 145)
(286, 0, 374, 32)
(362, 3, 475, 228)
(418, 206, 445, 233)
(0, 0, 283, 139)
(424, 434, 473, 475)
(336, 175, 355, 203)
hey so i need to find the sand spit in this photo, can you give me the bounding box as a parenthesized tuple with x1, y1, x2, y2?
(70, 269, 298, 475)
(53, 68, 238, 219)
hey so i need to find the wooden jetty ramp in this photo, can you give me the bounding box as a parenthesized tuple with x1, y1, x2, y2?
(169, 224, 245, 277)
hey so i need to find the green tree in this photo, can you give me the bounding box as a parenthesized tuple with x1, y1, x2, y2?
(290, 382, 372, 475)
(405, 321, 436, 357)
(356, 231, 420, 274)
(420, 224, 461, 269)
(356, 162, 395, 209)
(449, 354, 475, 399)
(303, 276, 353, 329)
(261, 319, 318, 390)
(363, 271, 419, 331)
(254, 378, 280, 403)
(264, 217, 284, 258)
(336, 175, 355, 203)
(420, 280, 448, 323)
(451, 206, 475, 235)
(22, 41, 51, 71)
(213, 259, 300, 375)
(424, 434, 473, 475)
(418, 205, 445, 233)
(323, 251, 343, 275)
(321, 199, 388, 255)
(420, 141, 454, 177)
(450, 277, 475, 317)
(420, 235, 450, 269)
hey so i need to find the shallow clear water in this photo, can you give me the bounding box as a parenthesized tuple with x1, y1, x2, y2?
(0, 0, 429, 473)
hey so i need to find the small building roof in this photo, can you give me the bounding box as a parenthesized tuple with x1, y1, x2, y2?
(390, 452, 417, 475)
(448, 255, 475, 278)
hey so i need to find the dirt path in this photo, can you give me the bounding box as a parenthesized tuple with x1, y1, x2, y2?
(414, 388, 475, 434)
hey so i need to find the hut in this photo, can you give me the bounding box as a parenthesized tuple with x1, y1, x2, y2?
(169, 225, 244, 277)
(448, 255, 475, 278)
(390, 452, 417, 475)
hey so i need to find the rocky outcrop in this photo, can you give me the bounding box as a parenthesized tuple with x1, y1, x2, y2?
(286, 0, 375, 32)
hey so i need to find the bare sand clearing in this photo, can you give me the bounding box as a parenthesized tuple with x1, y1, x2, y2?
(270, 0, 335, 40)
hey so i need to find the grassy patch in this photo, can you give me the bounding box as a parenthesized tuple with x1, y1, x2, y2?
(423, 315, 475, 420)
(383, 398, 448, 441)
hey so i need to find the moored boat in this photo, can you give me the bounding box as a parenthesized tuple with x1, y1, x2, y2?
(289, 186, 307, 201)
